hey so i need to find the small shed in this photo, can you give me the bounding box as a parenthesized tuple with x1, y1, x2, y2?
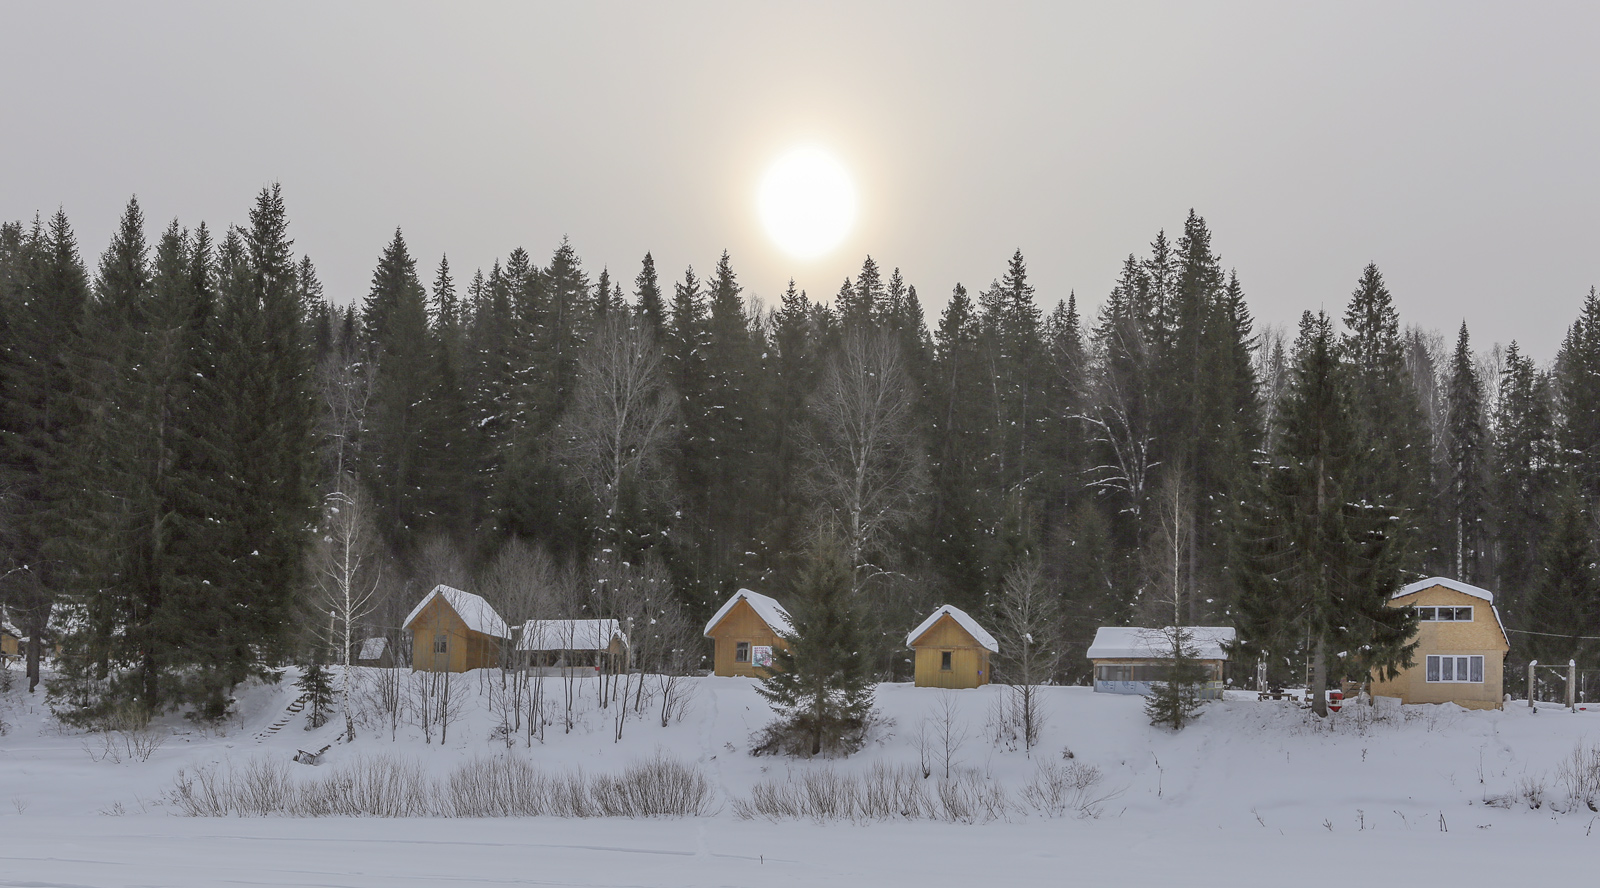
(1368, 577, 1509, 710)
(516, 619, 629, 676)
(704, 588, 793, 677)
(1, 611, 20, 663)
(356, 637, 394, 667)
(402, 584, 510, 672)
(906, 605, 997, 688)
(1086, 626, 1235, 699)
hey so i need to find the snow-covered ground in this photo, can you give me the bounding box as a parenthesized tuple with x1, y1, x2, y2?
(2, 665, 1597, 886)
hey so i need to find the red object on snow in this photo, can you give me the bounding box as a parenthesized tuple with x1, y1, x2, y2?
(1328, 690, 1344, 713)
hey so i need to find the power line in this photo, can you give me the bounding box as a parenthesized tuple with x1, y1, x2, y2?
(1505, 626, 1600, 641)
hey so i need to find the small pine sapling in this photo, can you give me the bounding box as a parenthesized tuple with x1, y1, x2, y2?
(296, 663, 335, 730)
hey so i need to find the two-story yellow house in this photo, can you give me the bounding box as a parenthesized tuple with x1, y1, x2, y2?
(1369, 577, 1510, 710)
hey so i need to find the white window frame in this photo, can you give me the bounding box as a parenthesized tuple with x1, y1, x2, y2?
(1425, 654, 1484, 683)
(1415, 606, 1474, 622)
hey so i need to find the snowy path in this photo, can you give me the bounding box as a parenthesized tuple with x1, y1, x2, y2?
(0, 816, 1586, 887)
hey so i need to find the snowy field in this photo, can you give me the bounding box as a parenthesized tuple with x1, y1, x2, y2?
(2, 666, 1598, 886)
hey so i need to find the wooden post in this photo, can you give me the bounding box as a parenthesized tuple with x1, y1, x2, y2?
(1529, 660, 1537, 709)
(1569, 660, 1578, 712)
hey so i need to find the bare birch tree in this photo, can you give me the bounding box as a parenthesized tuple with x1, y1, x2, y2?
(556, 315, 678, 544)
(804, 329, 924, 587)
(309, 479, 383, 742)
(996, 555, 1061, 756)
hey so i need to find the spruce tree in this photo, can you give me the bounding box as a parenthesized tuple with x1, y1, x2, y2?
(361, 229, 439, 548)
(1340, 264, 1431, 568)
(1556, 287, 1600, 505)
(1492, 341, 1556, 608)
(1235, 311, 1415, 716)
(755, 540, 875, 757)
(634, 252, 666, 339)
(1444, 323, 1488, 582)
(0, 210, 91, 692)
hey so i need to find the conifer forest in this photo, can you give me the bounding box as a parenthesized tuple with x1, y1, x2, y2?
(4, 188, 1598, 718)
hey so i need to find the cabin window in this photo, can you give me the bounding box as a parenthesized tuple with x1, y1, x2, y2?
(433, 633, 448, 654)
(735, 641, 751, 663)
(1415, 606, 1473, 622)
(940, 651, 953, 671)
(1425, 654, 1483, 683)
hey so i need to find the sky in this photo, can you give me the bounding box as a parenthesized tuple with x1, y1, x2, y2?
(3, 1, 1598, 360)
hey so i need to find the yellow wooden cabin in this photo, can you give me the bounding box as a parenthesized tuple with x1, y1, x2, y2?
(1369, 577, 1509, 710)
(905, 605, 998, 688)
(704, 589, 793, 677)
(402, 584, 511, 673)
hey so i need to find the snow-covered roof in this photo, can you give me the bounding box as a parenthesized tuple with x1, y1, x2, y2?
(1086, 626, 1237, 661)
(703, 588, 794, 638)
(357, 638, 388, 660)
(402, 584, 510, 639)
(905, 605, 999, 653)
(517, 619, 628, 652)
(1392, 577, 1494, 604)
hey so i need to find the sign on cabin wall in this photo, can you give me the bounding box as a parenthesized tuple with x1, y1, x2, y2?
(752, 646, 774, 669)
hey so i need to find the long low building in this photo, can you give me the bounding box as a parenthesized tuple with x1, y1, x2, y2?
(1086, 626, 1236, 699)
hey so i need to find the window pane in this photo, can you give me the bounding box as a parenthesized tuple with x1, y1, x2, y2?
(1444, 657, 1457, 681)
(1470, 656, 1483, 683)
(1456, 607, 1473, 621)
(736, 642, 750, 663)
(1417, 607, 1434, 621)
(1427, 656, 1440, 681)
(1458, 657, 1470, 682)
(941, 651, 953, 671)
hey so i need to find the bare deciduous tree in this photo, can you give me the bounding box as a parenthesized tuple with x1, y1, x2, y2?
(555, 315, 678, 543)
(996, 555, 1060, 756)
(308, 479, 383, 742)
(804, 329, 924, 587)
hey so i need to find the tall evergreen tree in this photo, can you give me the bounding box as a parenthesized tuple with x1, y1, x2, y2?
(1444, 322, 1488, 582)
(1340, 264, 1432, 569)
(1235, 311, 1414, 717)
(0, 210, 91, 692)
(1556, 287, 1600, 505)
(1492, 341, 1556, 610)
(361, 229, 440, 548)
(633, 252, 666, 339)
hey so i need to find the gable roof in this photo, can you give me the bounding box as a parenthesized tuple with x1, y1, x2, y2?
(517, 619, 628, 652)
(1392, 577, 1494, 603)
(905, 605, 999, 653)
(358, 637, 388, 660)
(402, 584, 511, 639)
(703, 588, 794, 638)
(1086, 626, 1237, 661)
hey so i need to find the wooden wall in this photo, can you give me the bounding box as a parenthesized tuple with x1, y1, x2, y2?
(910, 614, 991, 689)
(407, 597, 501, 673)
(1369, 584, 1509, 710)
(707, 599, 787, 677)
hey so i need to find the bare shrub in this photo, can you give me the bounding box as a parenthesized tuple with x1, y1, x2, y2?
(82, 706, 166, 764)
(1556, 742, 1600, 812)
(1020, 761, 1118, 819)
(168, 752, 712, 818)
(733, 764, 1012, 824)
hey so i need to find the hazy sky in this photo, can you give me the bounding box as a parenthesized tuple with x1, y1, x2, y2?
(4, 1, 1598, 359)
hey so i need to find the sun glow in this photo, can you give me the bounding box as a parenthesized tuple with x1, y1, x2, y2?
(758, 146, 857, 260)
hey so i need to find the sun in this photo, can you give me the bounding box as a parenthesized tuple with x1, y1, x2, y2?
(758, 146, 857, 260)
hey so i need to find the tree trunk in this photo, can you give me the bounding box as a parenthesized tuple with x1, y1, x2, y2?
(1309, 633, 1328, 718)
